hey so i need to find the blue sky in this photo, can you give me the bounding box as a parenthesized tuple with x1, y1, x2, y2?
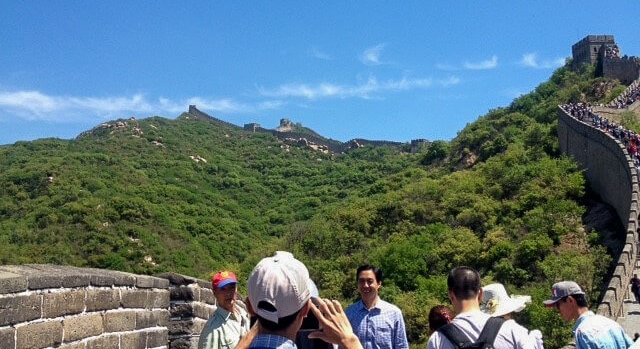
(1, 2, 639, 146)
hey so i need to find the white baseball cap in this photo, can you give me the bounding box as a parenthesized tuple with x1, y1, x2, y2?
(247, 251, 311, 323)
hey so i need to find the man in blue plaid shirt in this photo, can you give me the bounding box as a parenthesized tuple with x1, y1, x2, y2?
(345, 265, 409, 349)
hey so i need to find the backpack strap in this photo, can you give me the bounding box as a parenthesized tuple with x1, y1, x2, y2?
(438, 323, 470, 349)
(476, 317, 505, 347)
(437, 317, 505, 349)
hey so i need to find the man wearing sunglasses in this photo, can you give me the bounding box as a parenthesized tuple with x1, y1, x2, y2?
(544, 281, 633, 349)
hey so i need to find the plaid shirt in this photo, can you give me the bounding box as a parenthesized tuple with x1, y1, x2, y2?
(249, 334, 297, 349)
(345, 299, 409, 349)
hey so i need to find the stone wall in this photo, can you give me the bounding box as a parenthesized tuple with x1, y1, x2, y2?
(0, 265, 215, 349)
(603, 56, 640, 85)
(557, 107, 639, 319)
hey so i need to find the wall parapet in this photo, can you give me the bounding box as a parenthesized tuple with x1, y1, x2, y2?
(0, 265, 215, 349)
(557, 106, 639, 319)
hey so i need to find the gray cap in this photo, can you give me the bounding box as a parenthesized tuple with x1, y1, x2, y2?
(543, 281, 585, 306)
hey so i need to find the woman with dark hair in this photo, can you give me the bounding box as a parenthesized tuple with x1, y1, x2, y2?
(428, 305, 454, 335)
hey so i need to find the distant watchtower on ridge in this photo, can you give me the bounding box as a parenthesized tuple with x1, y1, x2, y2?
(571, 35, 640, 85)
(571, 35, 616, 67)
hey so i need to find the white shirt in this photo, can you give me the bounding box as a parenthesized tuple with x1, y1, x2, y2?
(427, 310, 537, 349)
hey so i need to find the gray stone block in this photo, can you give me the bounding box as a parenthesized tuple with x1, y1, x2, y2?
(168, 319, 197, 336)
(168, 338, 193, 349)
(0, 294, 41, 326)
(194, 303, 215, 320)
(136, 310, 157, 329)
(16, 320, 63, 349)
(130, 273, 168, 289)
(149, 289, 170, 309)
(86, 289, 120, 312)
(170, 285, 197, 301)
(121, 331, 146, 349)
(170, 302, 194, 318)
(85, 334, 119, 349)
(26, 264, 91, 288)
(0, 270, 28, 293)
(200, 288, 215, 304)
(43, 290, 85, 318)
(63, 313, 104, 342)
(146, 328, 169, 347)
(156, 272, 207, 288)
(58, 342, 86, 349)
(121, 289, 148, 308)
(192, 318, 207, 337)
(154, 309, 170, 326)
(0, 327, 15, 349)
(1, 265, 62, 289)
(104, 310, 136, 332)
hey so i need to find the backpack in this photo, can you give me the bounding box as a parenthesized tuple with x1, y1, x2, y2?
(437, 317, 505, 349)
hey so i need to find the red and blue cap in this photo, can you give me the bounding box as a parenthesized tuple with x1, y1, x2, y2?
(212, 270, 238, 289)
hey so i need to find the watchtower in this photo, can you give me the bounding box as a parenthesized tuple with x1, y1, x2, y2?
(572, 35, 616, 67)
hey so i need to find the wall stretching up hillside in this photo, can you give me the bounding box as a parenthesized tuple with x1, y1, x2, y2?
(557, 107, 639, 319)
(0, 265, 216, 349)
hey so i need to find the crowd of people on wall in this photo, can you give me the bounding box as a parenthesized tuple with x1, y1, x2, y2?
(605, 45, 622, 59)
(562, 102, 640, 174)
(608, 80, 640, 109)
(196, 252, 640, 349)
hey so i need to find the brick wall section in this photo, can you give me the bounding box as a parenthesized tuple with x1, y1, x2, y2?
(557, 106, 639, 319)
(0, 265, 205, 349)
(156, 273, 216, 349)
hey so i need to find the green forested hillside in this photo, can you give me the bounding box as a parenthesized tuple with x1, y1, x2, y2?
(0, 64, 629, 348)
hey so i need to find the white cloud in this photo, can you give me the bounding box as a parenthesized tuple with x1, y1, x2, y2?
(0, 73, 462, 122)
(0, 90, 281, 122)
(436, 63, 458, 71)
(463, 56, 498, 70)
(308, 46, 331, 60)
(360, 44, 386, 65)
(258, 75, 460, 100)
(519, 53, 565, 69)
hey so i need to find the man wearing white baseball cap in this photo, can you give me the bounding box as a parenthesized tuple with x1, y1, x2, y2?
(244, 251, 363, 349)
(544, 281, 633, 349)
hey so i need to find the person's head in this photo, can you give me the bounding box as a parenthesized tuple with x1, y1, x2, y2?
(447, 266, 482, 302)
(543, 281, 588, 321)
(247, 251, 311, 334)
(428, 305, 454, 335)
(212, 270, 239, 312)
(356, 265, 382, 304)
(480, 283, 530, 319)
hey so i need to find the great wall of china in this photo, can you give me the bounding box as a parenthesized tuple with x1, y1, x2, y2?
(1, 36, 640, 348)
